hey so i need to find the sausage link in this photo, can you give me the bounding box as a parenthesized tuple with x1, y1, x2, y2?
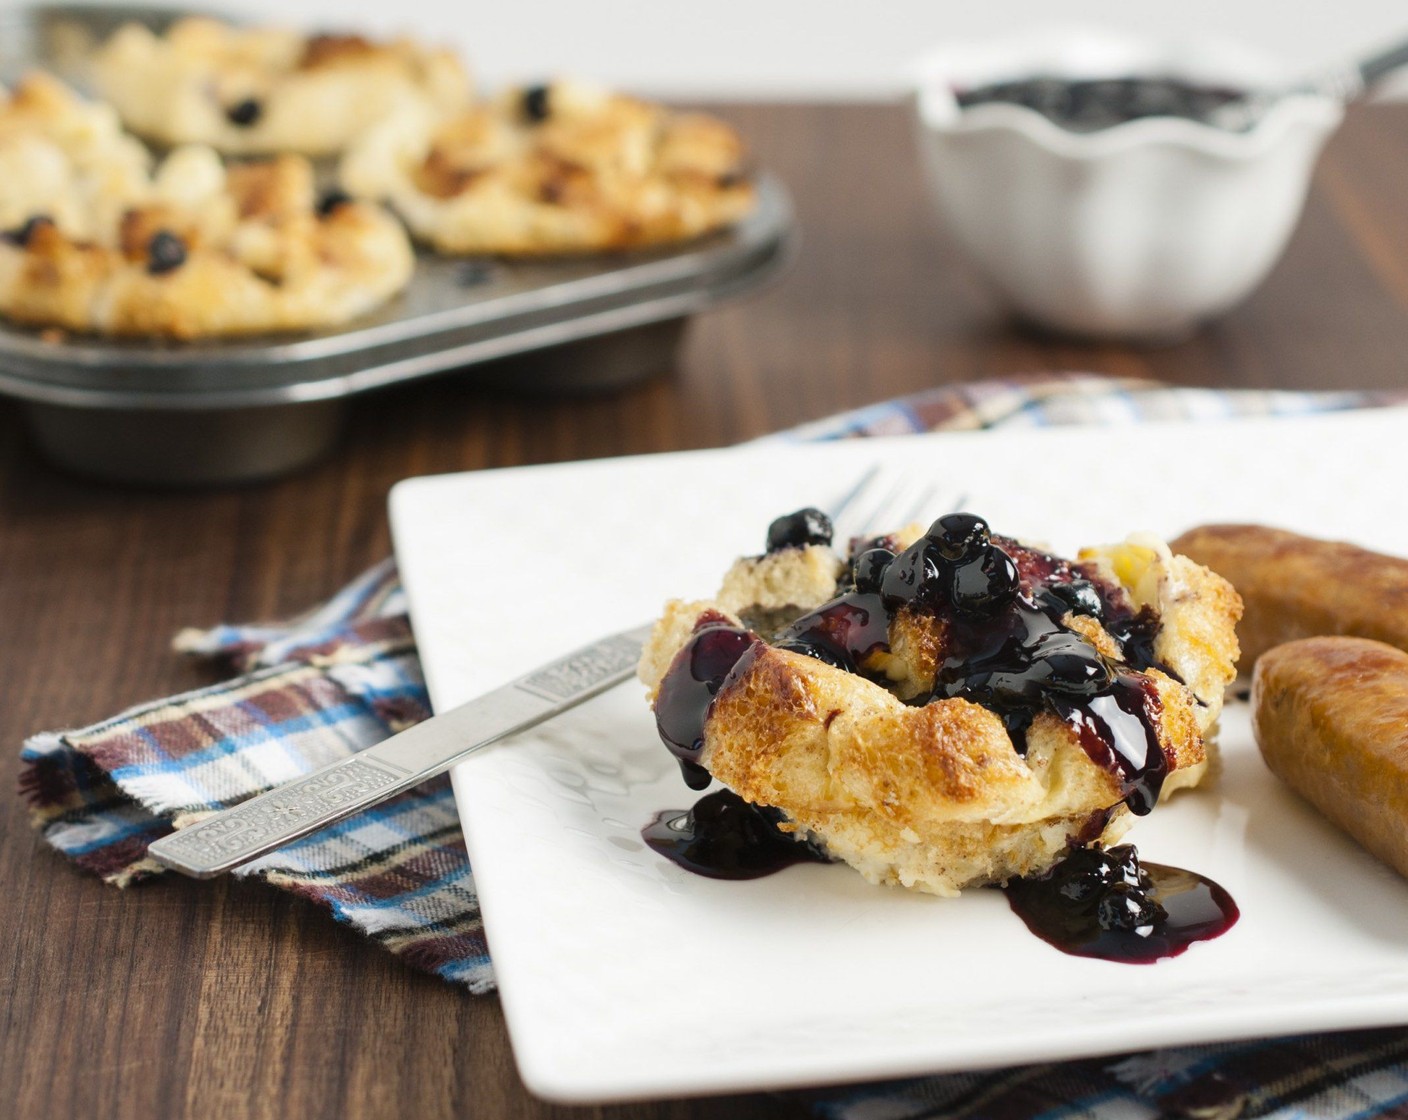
(1170, 524, 1408, 669)
(1252, 636, 1408, 880)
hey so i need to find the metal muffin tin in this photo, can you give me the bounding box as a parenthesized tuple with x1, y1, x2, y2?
(0, 5, 794, 484)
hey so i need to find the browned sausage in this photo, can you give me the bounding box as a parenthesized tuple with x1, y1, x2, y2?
(1252, 636, 1408, 880)
(1170, 524, 1408, 669)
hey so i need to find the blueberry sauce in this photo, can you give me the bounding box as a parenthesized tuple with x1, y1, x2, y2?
(653, 615, 763, 789)
(926, 589, 1171, 813)
(955, 77, 1245, 133)
(1106, 605, 1182, 682)
(643, 789, 833, 879)
(1052, 681, 1166, 815)
(850, 514, 1172, 813)
(1004, 844, 1238, 963)
(775, 591, 891, 673)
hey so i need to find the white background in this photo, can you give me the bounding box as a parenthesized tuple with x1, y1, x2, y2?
(41, 0, 1407, 99)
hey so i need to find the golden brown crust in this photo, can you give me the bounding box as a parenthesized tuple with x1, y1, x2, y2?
(91, 17, 469, 157)
(1252, 636, 1408, 880)
(873, 609, 945, 700)
(298, 33, 382, 70)
(1171, 524, 1408, 669)
(340, 80, 755, 255)
(701, 644, 1138, 894)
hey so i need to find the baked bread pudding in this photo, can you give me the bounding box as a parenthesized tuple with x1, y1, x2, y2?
(639, 510, 1242, 896)
(0, 76, 414, 339)
(91, 17, 469, 157)
(0, 72, 150, 242)
(340, 79, 755, 255)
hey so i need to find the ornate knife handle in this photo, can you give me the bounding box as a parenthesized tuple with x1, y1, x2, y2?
(151, 756, 411, 868)
(148, 623, 653, 877)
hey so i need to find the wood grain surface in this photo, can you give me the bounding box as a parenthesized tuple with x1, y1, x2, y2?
(3, 101, 1408, 1120)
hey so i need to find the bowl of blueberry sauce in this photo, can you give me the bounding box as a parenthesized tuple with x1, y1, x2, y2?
(914, 30, 1342, 339)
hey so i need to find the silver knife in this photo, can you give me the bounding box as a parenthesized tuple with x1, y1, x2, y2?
(147, 622, 655, 878)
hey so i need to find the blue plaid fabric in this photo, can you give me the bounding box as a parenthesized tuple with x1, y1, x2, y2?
(21, 558, 494, 991)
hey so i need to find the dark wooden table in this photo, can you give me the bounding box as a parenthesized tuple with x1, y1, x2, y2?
(3, 102, 1408, 1120)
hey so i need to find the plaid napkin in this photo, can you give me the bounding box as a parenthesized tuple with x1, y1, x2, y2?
(19, 371, 1408, 1116)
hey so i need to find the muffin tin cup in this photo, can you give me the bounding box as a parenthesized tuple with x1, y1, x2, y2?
(0, 3, 794, 485)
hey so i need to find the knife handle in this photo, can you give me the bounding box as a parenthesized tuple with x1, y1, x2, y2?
(147, 623, 653, 878)
(148, 754, 417, 877)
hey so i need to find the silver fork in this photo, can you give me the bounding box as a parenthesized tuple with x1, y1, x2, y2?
(148, 467, 944, 878)
(830, 463, 948, 547)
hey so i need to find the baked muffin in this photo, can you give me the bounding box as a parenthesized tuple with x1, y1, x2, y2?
(0, 72, 151, 241)
(638, 511, 1242, 896)
(339, 79, 755, 255)
(91, 17, 469, 157)
(0, 78, 414, 339)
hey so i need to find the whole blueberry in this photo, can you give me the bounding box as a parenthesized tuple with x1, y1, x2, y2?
(947, 545, 1019, 617)
(1056, 850, 1118, 903)
(146, 230, 187, 275)
(1045, 579, 1104, 618)
(880, 540, 942, 607)
(850, 547, 894, 593)
(766, 508, 834, 553)
(928, 513, 991, 561)
(1096, 882, 1166, 932)
(226, 98, 263, 127)
(1109, 844, 1147, 888)
(522, 84, 551, 123)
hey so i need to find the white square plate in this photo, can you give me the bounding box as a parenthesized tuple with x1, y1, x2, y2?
(390, 410, 1408, 1104)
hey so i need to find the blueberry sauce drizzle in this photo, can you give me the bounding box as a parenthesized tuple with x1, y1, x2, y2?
(775, 591, 891, 674)
(924, 586, 1170, 813)
(847, 514, 1173, 812)
(643, 789, 833, 879)
(652, 614, 762, 789)
(1004, 844, 1238, 963)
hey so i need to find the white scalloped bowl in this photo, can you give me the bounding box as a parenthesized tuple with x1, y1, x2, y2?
(915, 31, 1343, 339)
